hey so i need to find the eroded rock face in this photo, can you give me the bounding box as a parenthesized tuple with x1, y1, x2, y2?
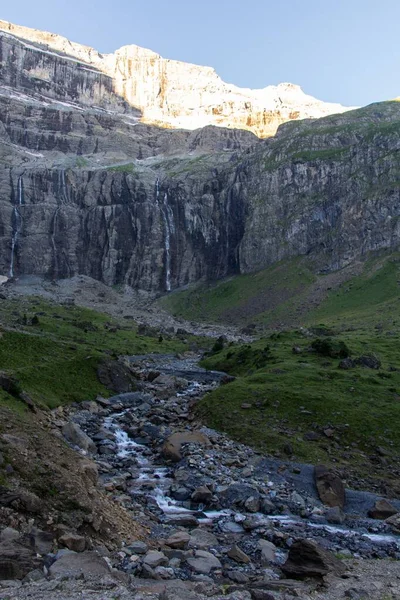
(0, 21, 399, 293)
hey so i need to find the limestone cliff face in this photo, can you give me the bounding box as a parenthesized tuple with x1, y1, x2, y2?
(0, 19, 353, 138)
(0, 21, 399, 293)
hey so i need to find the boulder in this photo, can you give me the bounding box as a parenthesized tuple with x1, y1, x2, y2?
(127, 541, 148, 555)
(49, 551, 110, 579)
(0, 539, 41, 580)
(219, 484, 260, 510)
(325, 506, 346, 524)
(188, 528, 218, 550)
(282, 539, 345, 579)
(368, 499, 398, 520)
(164, 514, 199, 528)
(62, 422, 96, 454)
(143, 550, 168, 568)
(161, 431, 211, 462)
(0, 488, 41, 514)
(59, 533, 86, 552)
(191, 486, 213, 504)
(97, 360, 137, 393)
(186, 550, 222, 574)
(355, 355, 381, 369)
(30, 528, 54, 554)
(258, 539, 276, 564)
(385, 513, 400, 531)
(227, 544, 250, 564)
(315, 465, 345, 509)
(166, 531, 190, 549)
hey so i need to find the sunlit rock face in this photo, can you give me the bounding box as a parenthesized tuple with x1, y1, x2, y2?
(0, 19, 353, 137)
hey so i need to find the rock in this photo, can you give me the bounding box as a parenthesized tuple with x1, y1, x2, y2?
(30, 528, 54, 554)
(244, 495, 260, 513)
(0, 539, 41, 580)
(227, 544, 250, 564)
(164, 514, 199, 527)
(62, 422, 96, 454)
(166, 531, 190, 549)
(49, 551, 110, 579)
(128, 541, 148, 555)
(161, 431, 211, 462)
(260, 498, 275, 515)
(188, 529, 218, 549)
(143, 550, 169, 568)
(315, 465, 345, 509)
(227, 571, 250, 584)
(250, 592, 275, 600)
(368, 499, 398, 520)
(186, 550, 222, 574)
(0, 528, 20, 543)
(59, 533, 86, 552)
(191, 486, 213, 504)
(355, 355, 381, 369)
(282, 538, 345, 579)
(97, 360, 137, 393)
(219, 484, 260, 510)
(154, 566, 175, 579)
(258, 539, 276, 564)
(0, 488, 41, 514)
(325, 506, 346, 524)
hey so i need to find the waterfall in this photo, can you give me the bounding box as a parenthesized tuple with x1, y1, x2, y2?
(51, 207, 61, 278)
(9, 176, 24, 278)
(155, 180, 175, 292)
(163, 191, 174, 292)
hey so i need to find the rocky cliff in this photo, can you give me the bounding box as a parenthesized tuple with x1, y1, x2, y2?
(0, 21, 399, 292)
(0, 19, 353, 138)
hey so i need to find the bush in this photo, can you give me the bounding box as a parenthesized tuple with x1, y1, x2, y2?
(311, 338, 350, 359)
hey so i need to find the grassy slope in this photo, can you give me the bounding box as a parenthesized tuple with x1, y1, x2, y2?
(193, 253, 400, 490)
(0, 297, 205, 410)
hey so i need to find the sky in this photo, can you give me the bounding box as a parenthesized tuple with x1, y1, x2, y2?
(1, 0, 399, 107)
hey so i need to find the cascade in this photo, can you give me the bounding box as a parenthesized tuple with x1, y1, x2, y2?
(9, 176, 23, 278)
(155, 180, 175, 292)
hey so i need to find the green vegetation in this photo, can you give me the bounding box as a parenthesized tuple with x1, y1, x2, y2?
(160, 258, 316, 326)
(0, 297, 204, 410)
(108, 163, 136, 174)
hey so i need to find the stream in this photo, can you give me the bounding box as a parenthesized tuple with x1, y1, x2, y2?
(75, 353, 400, 579)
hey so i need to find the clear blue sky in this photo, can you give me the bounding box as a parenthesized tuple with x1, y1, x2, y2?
(1, 0, 398, 106)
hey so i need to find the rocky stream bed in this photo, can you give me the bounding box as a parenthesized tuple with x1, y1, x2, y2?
(2, 353, 400, 599)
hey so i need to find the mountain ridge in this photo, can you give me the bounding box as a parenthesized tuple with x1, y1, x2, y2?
(0, 18, 354, 137)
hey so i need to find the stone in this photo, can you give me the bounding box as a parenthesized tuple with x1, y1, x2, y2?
(258, 539, 276, 564)
(325, 506, 346, 524)
(191, 486, 213, 504)
(0, 528, 20, 543)
(227, 570, 249, 584)
(143, 551, 169, 568)
(62, 422, 96, 454)
(251, 592, 275, 600)
(0, 539, 41, 580)
(260, 498, 275, 515)
(30, 528, 54, 554)
(219, 484, 260, 510)
(355, 355, 381, 369)
(282, 539, 345, 579)
(315, 465, 345, 509)
(59, 533, 86, 552)
(188, 529, 218, 549)
(128, 541, 148, 555)
(244, 495, 260, 513)
(49, 551, 111, 579)
(97, 360, 137, 393)
(186, 550, 222, 574)
(166, 531, 190, 549)
(368, 499, 398, 520)
(339, 358, 356, 369)
(227, 544, 250, 564)
(161, 431, 211, 462)
(164, 514, 199, 527)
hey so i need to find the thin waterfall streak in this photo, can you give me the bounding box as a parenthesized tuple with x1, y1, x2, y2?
(51, 207, 61, 279)
(9, 176, 24, 278)
(162, 191, 174, 292)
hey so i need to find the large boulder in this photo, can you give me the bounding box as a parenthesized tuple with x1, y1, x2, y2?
(218, 484, 260, 510)
(49, 551, 110, 579)
(315, 465, 345, 509)
(186, 550, 222, 574)
(161, 431, 211, 462)
(97, 360, 137, 393)
(368, 499, 398, 520)
(62, 422, 96, 454)
(282, 539, 345, 579)
(0, 539, 41, 580)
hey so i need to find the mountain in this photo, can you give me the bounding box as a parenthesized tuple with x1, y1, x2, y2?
(0, 19, 353, 138)
(0, 20, 399, 293)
